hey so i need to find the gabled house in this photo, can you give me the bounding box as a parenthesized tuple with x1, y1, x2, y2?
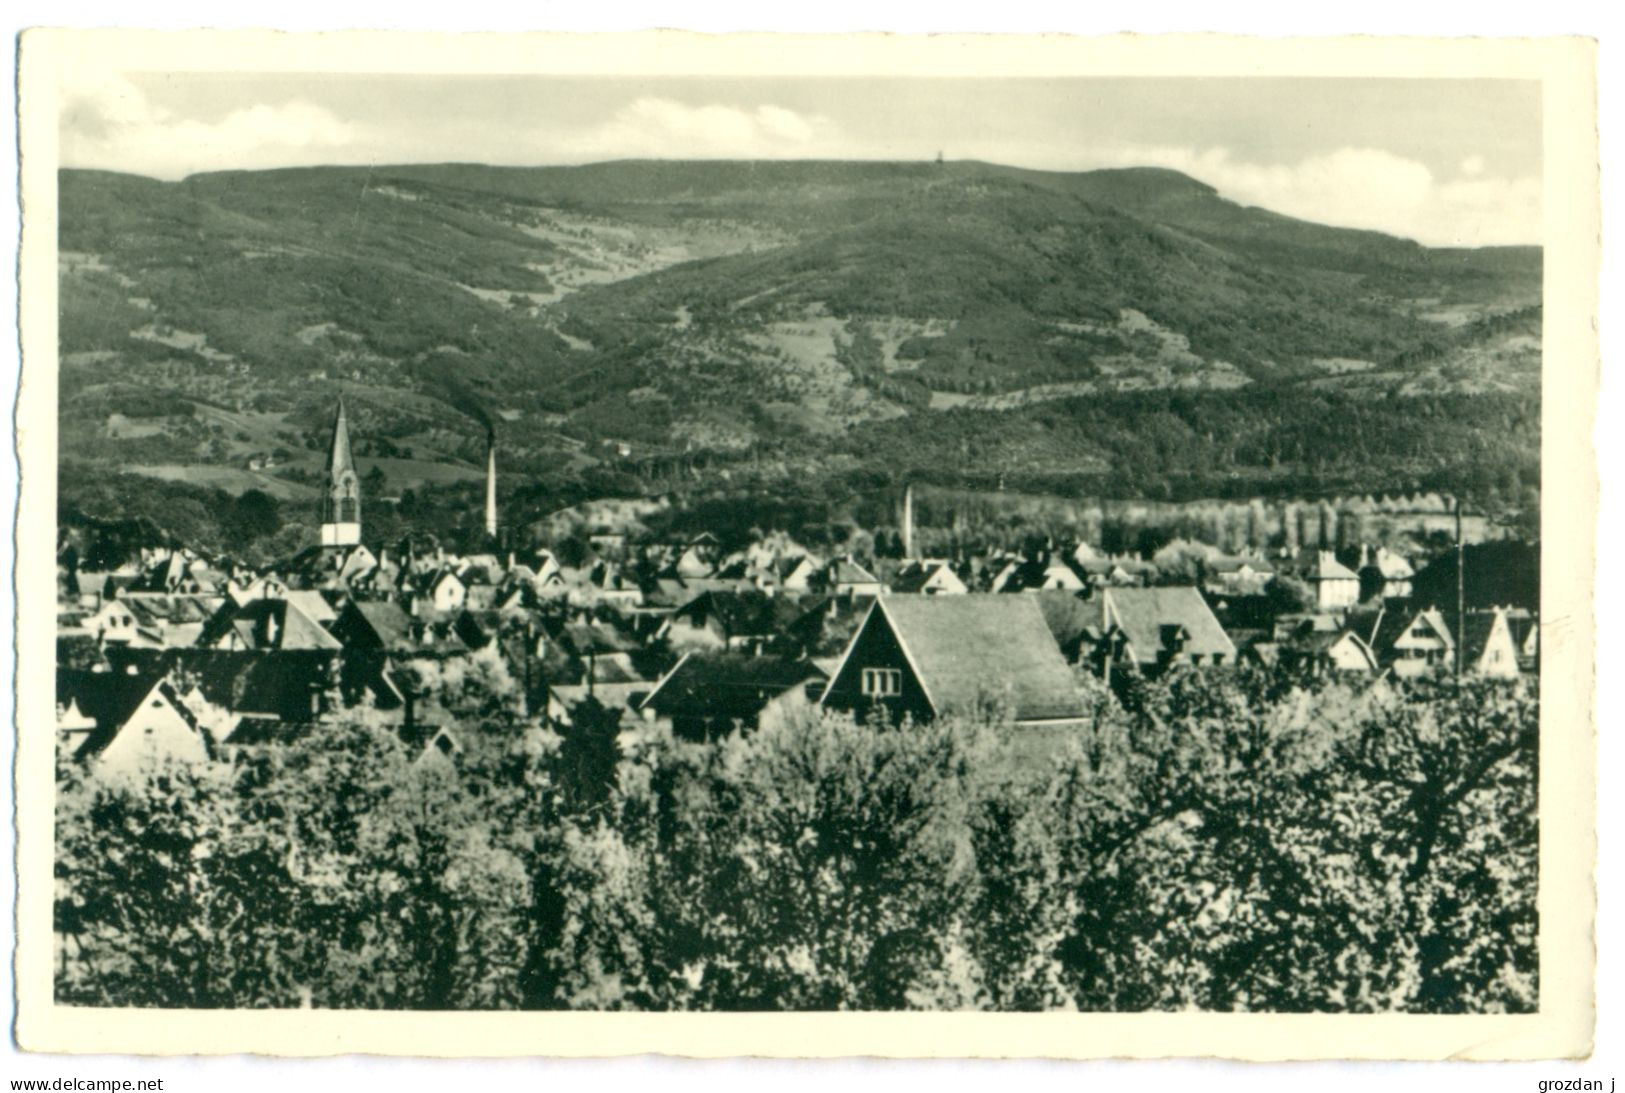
(821, 595, 1087, 726)
(522, 549, 563, 585)
(562, 614, 655, 683)
(773, 596, 868, 660)
(284, 543, 379, 590)
(986, 559, 1023, 594)
(1369, 608, 1455, 676)
(891, 559, 969, 596)
(1060, 587, 1237, 676)
(197, 597, 342, 653)
(129, 550, 216, 595)
(1504, 608, 1539, 672)
(1276, 628, 1379, 675)
(118, 594, 223, 648)
(1450, 608, 1523, 679)
(1357, 546, 1415, 601)
(82, 598, 158, 648)
(1204, 555, 1277, 596)
(57, 670, 214, 774)
(640, 652, 828, 741)
(328, 600, 415, 654)
(817, 557, 886, 600)
(1073, 555, 1154, 589)
(664, 590, 798, 654)
(778, 554, 823, 594)
(399, 719, 464, 768)
(228, 576, 291, 606)
(1069, 541, 1103, 569)
(674, 545, 717, 580)
(71, 570, 114, 609)
(998, 554, 1086, 594)
(583, 562, 644, 608)
(1302, 551, 1362, 611)
(422, 569, 468, 614)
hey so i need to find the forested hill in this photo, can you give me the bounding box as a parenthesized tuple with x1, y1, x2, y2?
(57, 159, 1540, 530)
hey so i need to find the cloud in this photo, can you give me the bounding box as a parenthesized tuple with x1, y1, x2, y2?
(1068, 143, 1539, 247)
(60, 72, 356, 179)
(557, 97, 842, 161)
(53, 79, 1538, 246)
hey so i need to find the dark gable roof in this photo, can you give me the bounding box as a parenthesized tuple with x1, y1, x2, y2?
(159, 650, 332, 721)
(57, 672, 203, 758)
(875, 594, 1085, 722)
(58, 669, 157, 736)
(827, 558, 880, 585)
(1101, 587, 1236, 665)
(563, 617, 642, 657)
(1444, 610, 1508, 666)
(198, 597, 342, 651)
(121, 594, 219, 627)
(1283, 629, 1377, 667)
(1371, 607, 1453, 654)
(643, 653, 826, 721)
(1034, 590, 1100, 653)
(224, 716, 312, 748)
(675, 590, 799, 637)
(344, 600, 414, 650)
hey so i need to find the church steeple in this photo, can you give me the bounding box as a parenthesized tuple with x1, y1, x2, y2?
(320, 398, 361, 548)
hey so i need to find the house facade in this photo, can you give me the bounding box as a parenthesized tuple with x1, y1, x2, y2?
(821, 595, 1087, 726)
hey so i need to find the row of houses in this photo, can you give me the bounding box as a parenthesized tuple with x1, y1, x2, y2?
(56, 552, 1534, 779)
(53, 405, 1524, 778)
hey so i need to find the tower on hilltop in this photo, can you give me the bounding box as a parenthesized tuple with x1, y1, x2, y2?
(320, 399, 361, 548)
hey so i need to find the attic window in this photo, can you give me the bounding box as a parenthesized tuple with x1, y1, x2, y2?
(861, 668, 902, 698)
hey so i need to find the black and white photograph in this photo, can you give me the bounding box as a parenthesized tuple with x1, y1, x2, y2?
(11, 27, 1599, 1061)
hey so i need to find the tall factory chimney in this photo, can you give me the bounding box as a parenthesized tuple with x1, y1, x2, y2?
(484, 430, 498, 539)
(901, 481, 916, 560)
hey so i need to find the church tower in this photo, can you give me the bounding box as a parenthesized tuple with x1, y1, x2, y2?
(320, 399, 361, 548)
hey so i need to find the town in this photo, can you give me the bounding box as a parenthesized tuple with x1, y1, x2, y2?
(54, 401, 1539, 778)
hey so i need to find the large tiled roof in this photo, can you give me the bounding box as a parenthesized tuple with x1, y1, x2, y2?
(1100, 587, 1236, 665)
(198, 597, 342, 651)
(643, 653, 826, 720)
(56, 672, 201, 758)
(349, 601, 414, 650)
(877, 594, 1084, 722)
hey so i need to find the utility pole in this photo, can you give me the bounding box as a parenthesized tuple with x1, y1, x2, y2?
(1455, 495, 1465, 678)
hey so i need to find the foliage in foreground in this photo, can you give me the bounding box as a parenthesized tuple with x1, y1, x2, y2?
(54, 670, 1537, 1012)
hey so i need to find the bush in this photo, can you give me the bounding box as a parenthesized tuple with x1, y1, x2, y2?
(56, 669, 1537, 1012)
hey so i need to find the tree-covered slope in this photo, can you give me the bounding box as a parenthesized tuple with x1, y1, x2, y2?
(55, 159, 1542, 516)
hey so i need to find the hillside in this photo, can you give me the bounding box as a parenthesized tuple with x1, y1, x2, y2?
(56, 159, 1541, 539)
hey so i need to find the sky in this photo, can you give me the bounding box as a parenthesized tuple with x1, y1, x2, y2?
(58, 72, 1543, 246)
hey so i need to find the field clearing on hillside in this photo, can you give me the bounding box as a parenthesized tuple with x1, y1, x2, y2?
(278, 452, 487, 486)
(188, 404, 300, 449)
(741, 319, 910, 426)
(865, 317, 954, 371)
(128, 464, 318, 500)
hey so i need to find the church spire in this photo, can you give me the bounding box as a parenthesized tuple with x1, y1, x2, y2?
(325, 397, 356, 478)
(320, 398, 361, 548)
